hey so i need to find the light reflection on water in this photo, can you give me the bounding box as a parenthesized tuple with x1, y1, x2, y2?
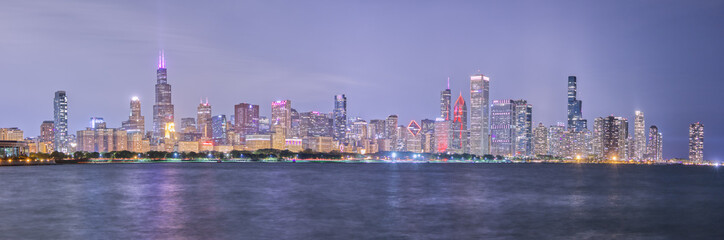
(0, 163, 722, 239)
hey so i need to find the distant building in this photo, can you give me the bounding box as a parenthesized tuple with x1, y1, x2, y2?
(548, 123, 568, 157)
(601, 116, 628, 160)
(533, 123, 548, 156)
(271, 100, 292, 138)
(440, 78, 452, 121)
(211, 115, 228, 145)
(0, 128, 24, 141)
(245, 134, 271, 151)
(197, 99, 212, 139)
(633, 111, 646, 161)
(450, 94, 467, 154)
(513, 100, 533, 157)
(54, 90, 69, 153)
(434, 118, 450, 153)
(647, 125, 663, 161)
(90, 117, 106, 129)
(333, 94, 347, 142)
(406, 120, 422, 153)
(420, 119, 435, 153)
(234, 103, 260, 136)
(384, 115, 398, 151)
(152, 51, 175, 142)
(567, 76, 587, 132)
(121, 97, 145, 134)
(40, 121, 55, 143)
(689, 122, 704, 163)
(303, 136, 334, 153)
(300, 111, 333, 137)
(469, 74, 490, 155)
(76, 127, 127, 153)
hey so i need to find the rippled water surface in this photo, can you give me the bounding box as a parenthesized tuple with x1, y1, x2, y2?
(1, 163, 723, 239)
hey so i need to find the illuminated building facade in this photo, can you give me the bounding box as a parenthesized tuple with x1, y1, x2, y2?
(647, 125, 663, 161)
(450, 94, 467, 154)
(513, 100, 533, 156)
(420, 119, 435, 153)
(197, 99, 212, 139)
(300, 111, 332, 137)
(601, 116, 628, 160)
(54, 90, 69, 153)
(121, 97, 145, 134)
(434, 118, 450, 153)
(633, 111, 646, 160)
(406, 120, 422, 153)
(333, 94, 347, 141)
(152, 51, 175, 141)
(302, 136, 334, 153)
(491, 100, 514, 156)
(567, 76, 587, 132)
(0, 128, 24, 141)
(234, 103, 259, 136)
(440, 78, 451, 121)
(211, 115, 228, 145)
(271, 100, 292, 138)
(533, 123, 548, 156)
(689, 122, 704, 163)
(548, 123, 568, 157)
(384, 115, 398, 151)
(469, 74, 490, 155)
(90, 117, 106, 129)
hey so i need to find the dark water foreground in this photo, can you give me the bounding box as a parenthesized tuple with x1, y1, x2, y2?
(0, 163, 722, 239)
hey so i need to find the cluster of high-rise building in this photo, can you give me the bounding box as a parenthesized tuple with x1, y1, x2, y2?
(1, 51, 708, 162)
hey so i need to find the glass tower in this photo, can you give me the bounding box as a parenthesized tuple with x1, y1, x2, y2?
(567, 76, 587, 132)
(53, 90, 69, 153)
(152, 51, 175, 141)
(470, 74, 490, 156)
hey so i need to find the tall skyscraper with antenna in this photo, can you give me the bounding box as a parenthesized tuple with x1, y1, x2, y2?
(440, 78, 452, 121)
(152, 51, 175, 141)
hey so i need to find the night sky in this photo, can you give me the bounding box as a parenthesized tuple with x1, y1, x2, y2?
(1, 0, 722, 160)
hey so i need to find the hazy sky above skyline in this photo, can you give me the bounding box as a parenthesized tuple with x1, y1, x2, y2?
(1, 0, 723, 160)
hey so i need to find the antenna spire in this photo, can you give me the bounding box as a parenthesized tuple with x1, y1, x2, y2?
(447, 77, 450, 89)
(158, 50, 166, 68)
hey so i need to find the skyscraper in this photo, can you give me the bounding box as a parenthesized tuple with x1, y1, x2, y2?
(647, 125, 663, 161)
(210, 115, 227, 145)
(601, 116, 628, 160)
(53, 90, 69, 153)
(491, 100, 514, 157)
(470, 74, 490, 156)
(440, 78, 452, 121)
(121, 97, 145, 133)
(450, 93, 467, 154)
(271, 100, 292, 138)
(333, 94, 347, 142)
(533, 123, 548, 156)
(234, 103, 260, 136)
(490, 99, 532, 157)
(633, 111, 646, 161)
(548, 123, 568, 157)
(40, 121, 55, 143)
(152, 51, 175, 141)
(689, 122, 704, 163)
(434, 118, 450, 153)
(197, 99, 212, 139)
(567, 76, 587, 132)
(513, 100, 533, 156)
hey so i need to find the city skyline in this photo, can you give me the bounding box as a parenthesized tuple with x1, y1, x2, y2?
(1, 1, 722, 160)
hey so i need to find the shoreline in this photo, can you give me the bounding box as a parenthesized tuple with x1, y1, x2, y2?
(1, 158, 717, 167)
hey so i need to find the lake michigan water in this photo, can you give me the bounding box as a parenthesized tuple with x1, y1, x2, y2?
(0, 163, 723, 239)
